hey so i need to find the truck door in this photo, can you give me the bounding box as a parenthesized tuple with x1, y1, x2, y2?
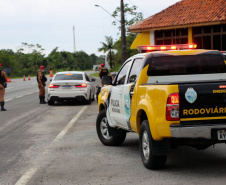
(121, 58, 143, 130)
(108, 60, 132, 128)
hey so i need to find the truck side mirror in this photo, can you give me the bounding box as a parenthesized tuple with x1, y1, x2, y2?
(102, 76, 112, 85)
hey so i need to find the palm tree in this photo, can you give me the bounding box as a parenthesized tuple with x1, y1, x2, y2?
(98, 36, 114, 68)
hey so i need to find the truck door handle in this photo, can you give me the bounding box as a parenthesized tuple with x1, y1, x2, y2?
(118, 91, 122, 94)
(130, 92, 134, 95)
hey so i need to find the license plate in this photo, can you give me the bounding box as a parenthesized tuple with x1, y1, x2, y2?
(217, 130, 226, 140)
(62, 85, 72, 89)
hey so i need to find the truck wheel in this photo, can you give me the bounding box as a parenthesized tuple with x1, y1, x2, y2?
(96, 110, 126, 146)
(139, 120, 167, 169)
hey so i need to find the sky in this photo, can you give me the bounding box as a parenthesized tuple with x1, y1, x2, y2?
(0, 0, 181, 56)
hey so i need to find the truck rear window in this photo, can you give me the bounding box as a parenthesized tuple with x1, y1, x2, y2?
(147, 54, 226, 76)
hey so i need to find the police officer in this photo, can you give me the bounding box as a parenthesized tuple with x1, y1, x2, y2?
(0, 63, 7, 111)
(37, 66, 47, 104)
(98, 63, 112, 87)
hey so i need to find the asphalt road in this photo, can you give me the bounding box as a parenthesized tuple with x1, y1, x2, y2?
(1, 74, 226, 185)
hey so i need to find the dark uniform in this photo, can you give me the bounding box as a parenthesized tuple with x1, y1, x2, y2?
(99, 68, 109, 79)
(37, 68, 47, 104)
(99, 63, 112, 87)
(0, 65, 7, 111)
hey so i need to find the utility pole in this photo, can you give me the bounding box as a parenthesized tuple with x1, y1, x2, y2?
(121, 0, 127, 64)
(73, 26, 76, 53)
(73, 26, 76, 70)
(95, 2, 127, 64)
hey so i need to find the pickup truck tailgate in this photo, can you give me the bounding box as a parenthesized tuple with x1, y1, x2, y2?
(179, 82, 226, 123)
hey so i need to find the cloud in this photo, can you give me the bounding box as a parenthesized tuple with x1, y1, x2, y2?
(0, 0, 181, 55)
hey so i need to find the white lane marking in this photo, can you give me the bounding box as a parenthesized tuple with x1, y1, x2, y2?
(15, 106, 88, 185)
(16, 96, 23, 98)
(52, 106, 87, 143)
(5, 99, 12, 102)
(5, 91, 40, 102)
(6, 83, 37, 89)
(15, 168, 38, 185)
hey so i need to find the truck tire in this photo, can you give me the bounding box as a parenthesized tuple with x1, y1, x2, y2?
(139, 120, 167, 169)
(96, 110, 126, 146)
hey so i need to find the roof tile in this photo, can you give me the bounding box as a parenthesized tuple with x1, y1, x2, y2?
(129, 0, 226, 31)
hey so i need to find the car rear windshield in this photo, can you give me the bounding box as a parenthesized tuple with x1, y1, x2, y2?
(147, 54, 226, 76)
(54, 74, 83, 80)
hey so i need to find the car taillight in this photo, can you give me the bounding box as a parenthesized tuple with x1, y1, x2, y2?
(49, 84, 59, 88)
(166, 93, 179, 121)
(75, 83, 87, 88)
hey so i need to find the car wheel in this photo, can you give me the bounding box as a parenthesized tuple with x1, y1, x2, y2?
(139, 120, 167, 169)
(96, 110, 126, 146)
(87, 92, 91, 104)
(96, 93, 98, 103)
(91, 91, 95, 101)
(48, 100, 54, 105)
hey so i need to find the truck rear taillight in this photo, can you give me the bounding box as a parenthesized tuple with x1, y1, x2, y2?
(166, 93, 179, 121)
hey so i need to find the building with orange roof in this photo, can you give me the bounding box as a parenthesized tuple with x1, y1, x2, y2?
(129, 0, 226, 51)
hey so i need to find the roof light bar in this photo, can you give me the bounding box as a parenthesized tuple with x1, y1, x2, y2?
(137, 44, 197, 53)
(219, 85, 226, 89)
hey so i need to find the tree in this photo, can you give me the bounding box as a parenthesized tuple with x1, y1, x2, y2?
(17, 43, 45, 70)
(110, 3, 143, 66)
(113, 33, 139, 66)
(47, 47, 62, 70)
(76, 51, 90, 70)
(98, 36, 115, 68)
(0, 43, 102, 77)
(112, 3, 143, 34)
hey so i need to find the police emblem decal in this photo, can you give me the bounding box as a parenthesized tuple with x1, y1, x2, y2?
(124, 94, 131, 122)
(185, 87, 197, 104)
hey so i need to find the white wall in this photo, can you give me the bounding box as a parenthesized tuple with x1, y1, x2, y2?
(150, 30, 155, 45)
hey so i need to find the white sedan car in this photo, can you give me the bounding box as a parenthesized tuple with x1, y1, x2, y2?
(47, 71, 96, 105)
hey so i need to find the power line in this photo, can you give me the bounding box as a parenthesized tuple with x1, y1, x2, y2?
(126, 0, 151, 18)
(128, 0, 135, 6)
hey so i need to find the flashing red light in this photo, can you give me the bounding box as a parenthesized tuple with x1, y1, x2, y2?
(49, 84, 59, 88)
(166, 93, 179, 121)
(137, 44, 197, 53)
(219, 85, 226, 89)
(76, 83, 87, 88)
(147, 46, 155, 50)
(188, 44, 197, 49)
(171, 46, 177, 50)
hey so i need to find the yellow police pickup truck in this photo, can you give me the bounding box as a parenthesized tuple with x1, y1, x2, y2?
(96, 44, 226, 169)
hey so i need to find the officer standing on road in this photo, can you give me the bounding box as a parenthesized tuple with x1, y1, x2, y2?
(98, 63, 112, 87)
(0, 63, 7, 111)
(37, 66, 47, 104)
